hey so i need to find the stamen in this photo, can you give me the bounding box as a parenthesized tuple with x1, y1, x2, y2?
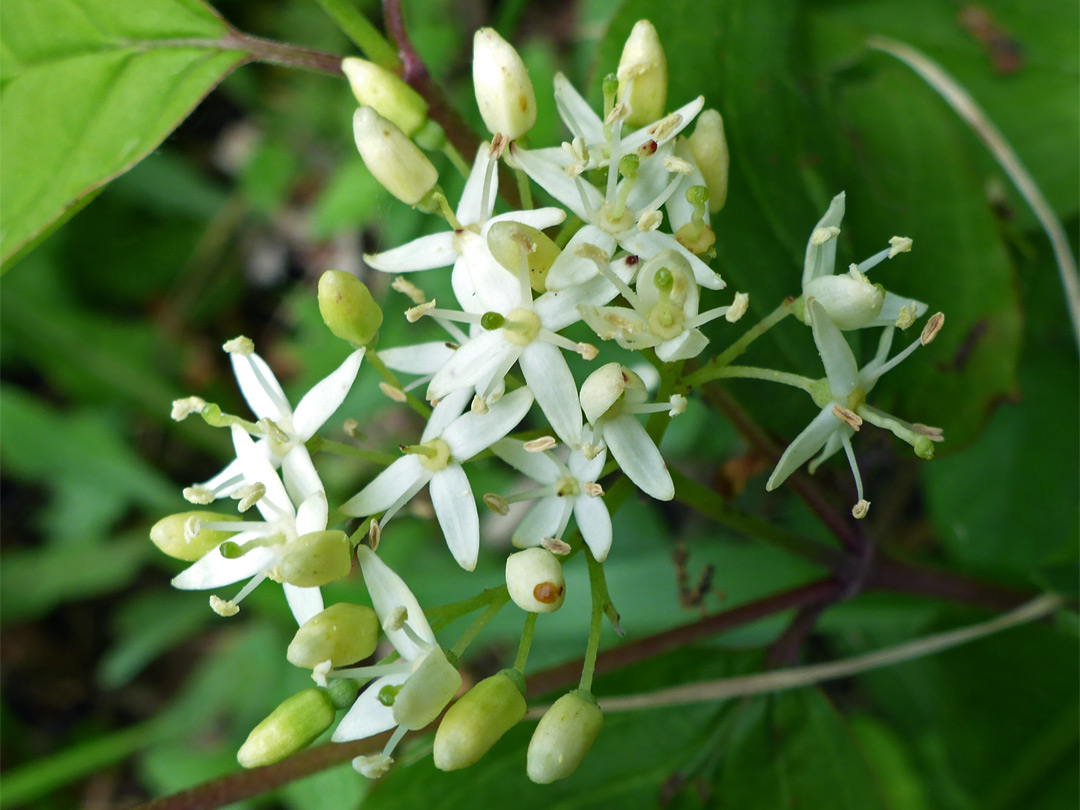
(542, 537, 572, 555)
(209, 595, 239, 617)
(810, 226, 840, 246)
(379, 382, 407, 403)
(483, 493, 510, 515)
(662, 155, 693, 175)
(233, 482, 266, 512)
(639, 174, 685, 213)
(183, 486, 216, 505)
(583, 482, 604, 497)
(573, 176, 598, 221)
(575, 244, 638, 307)
(344, 419, 361, 438)
(855, 246, 893, 275)
(329, 660, 413, 680)
(382, 724, 409, 758)
(610, 154, 640, 219)
(222, 336, 254, 355)
(668, 394, 687, 417)
(481, 148, 498, 221)
(726, 292, 750, 322)
(578, 342, 599, 360)
(257, 418, 291, 445)
(368, 518, 381, 551)
(184, 517, 201, 541)
(888, 236, 913, 258)
(840, 434, 865, 503)
(392, 277, 426, 304)
(852, 499, 871, 519)
(171, 396, 207, 421)
(470, 395, 489, 414)
(524, 436, 557, 452)
(405, 300, 436, 322)
(921, 312, 945, 345)
(832, 405, 863, 431)
(311, 660, 332, 687)
(637, 210, 663, 231)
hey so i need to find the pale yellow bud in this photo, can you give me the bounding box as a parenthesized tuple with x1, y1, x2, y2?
(353, 107, 438, 205)
(150, 511, 240, 562)
(433, 670, 526, 771)
(287, 603, 380, 669)
(487, 221, 562, 292)
(527, 691, 603, 783)
(237, 689, 336, 768)
(342, 57, 428, 137)
(505, 548, 565, 613)
(276, 530, 353, 588)
(318, 270, 383, 346)
(687, 109, 730, 213)
(473, 28, 537, 140)
(617, 20, 667, 127)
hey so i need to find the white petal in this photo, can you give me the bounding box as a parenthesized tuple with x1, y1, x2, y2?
(442, 387, 534, 461)
(766, 407, 840, 491)
(509, 145, 603, 221)
(491, 439, 561, 484)
(656, 328, 709, 362)
(231, 352, 291, 422)
(808, 299, 858, 400)
(293, 349, 365, 439)
(619, 96, 705, 154)
(601, 415, 674, 500)
(426, 331, 516, 402)
(379, 342, 457, 376)
(340, 455, 426, 517)
(171, 545, 278, 590)
(456, 146, 497, 224)
(430, 465, 480, 571)
(802, 192, 845, 287)
(457, 230, 523, 313)
(422, 388, 473, 442)
(331, 673, 408, 742)
(513, 496, 570, 548)
(568, 446, 605, 481)
(475, 342, 523, 402)
(485, 207, 567, 234)
(295, 490, 329, 535)
(519, 342, 582, 448)
(621, 230, 724, 289)
(544, 225, 617, 290)
(664, 141, 708, 230)
(365, 232, 457, 272)
(625, 141, 677, 212)
(282, 446, 325, 505)
(231, 427, 293, 520)
(573, 494, 612, 561)
(356, 545, 435, 656)
(553, 73, 604, 144)
(535, 271, 629, 332)
(283, 583, 324, 626)
(197, 456, 248, 498)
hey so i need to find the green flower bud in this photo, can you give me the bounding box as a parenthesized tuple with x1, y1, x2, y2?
(237, 689, 335, 768)
(473, 28, 537, 141)
(687, 109, 730, 213)
(276, 530, 352, 588)
(150, 511, 240, 562)
(353, 107, 439, 205)
(506, 548, 565, 614)
(914, 437, 935, 460)
(527, 690, 603, 783)
(393, 647, 462, 730)
(342, 57, 428, 137)
(287, 603, 380, 669)
(433, 670, 527, 771)
(326, 678, 361, 710)
(487, 222, 562, 292)
(318, 270, 383, 346)
(579, 363, 648, 424)
(617, 20, 667, 127)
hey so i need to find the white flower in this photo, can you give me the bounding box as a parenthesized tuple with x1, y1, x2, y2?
(767, 300, 945, 516)
(579, 364, 679, 501)
(578, 248, 746, 362)
(183, 341, 364, 506)
(801, 192, 926, 330)
(491, 439, 613, 561)
(171, 426, 328, 625)
(341, 387, 534, 570)
(333, 546, 462, 777)
(363, 145, 564, 279)
(509, 74, 723, 289)
(415, 228, 635, 447)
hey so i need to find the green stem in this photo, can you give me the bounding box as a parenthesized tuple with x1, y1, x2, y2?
(307, 436, 395, 465)
(346, 516, 374, 548)
(311, 0, 400, 69)
(683, 298, 795, 389)
(669, 470, 842, 569)
(428, 586, 508, 633)
(450, 595, 508, 658)
(441, 141, 472, 177)
(514, 613, 538, 673)
(366, 350, 431, 418)
(579, 549, 607, 693)
(697, 364, 816, 393)
(514, 168, 534, 209)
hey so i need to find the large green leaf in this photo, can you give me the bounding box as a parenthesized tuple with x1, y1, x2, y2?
(0, 0, 247, 268)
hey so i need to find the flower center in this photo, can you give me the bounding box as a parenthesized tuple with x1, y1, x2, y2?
(501, 308, 542, 346)
(403, 438, 453, 471)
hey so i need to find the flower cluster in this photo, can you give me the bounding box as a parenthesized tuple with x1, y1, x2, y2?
(149, 19, 944, 785)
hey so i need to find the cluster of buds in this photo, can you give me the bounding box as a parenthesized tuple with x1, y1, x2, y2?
(148, 16, 945, 788)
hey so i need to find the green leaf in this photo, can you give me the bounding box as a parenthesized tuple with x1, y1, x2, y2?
(0, 0, 247, 268)
(98, 593, 211, 688)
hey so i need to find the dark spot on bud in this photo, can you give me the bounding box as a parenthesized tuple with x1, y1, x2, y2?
(638, 140, 658, 157)
(533, 582, 564, 604)
(518, 94, 528, 112)
(626, 255, 640, 266)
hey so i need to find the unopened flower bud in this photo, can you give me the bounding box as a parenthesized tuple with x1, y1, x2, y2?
(527, 690, 603, 783)
(393, 647, 462, 730)
(487, 222, 562, 292)
(150, 512, 240, 561)
(353, 107, 438, 205)
(617, 20, 667, 127)
(473, 28, 537, 140)
(506, 548, 565, 613)
(342, 57, 428, 137)
(287, 603, 380, 669)
(804, 272, 885, 330)
(687, 109, 730, 213)
(433, 670, 527, 771)
(579, 363, 647, 424)
(276, 530, 352, 588)
(237, 689, 336, 768)
(318, 270, 383, 346)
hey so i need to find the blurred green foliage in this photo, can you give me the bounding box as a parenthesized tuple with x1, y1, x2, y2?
(0, 0, 1076, 808)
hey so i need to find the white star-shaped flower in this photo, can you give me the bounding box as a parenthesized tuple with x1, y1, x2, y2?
(171, 426, 329, 624)
(341, 387, 534, 570)
(767, 299, 945, 516)
(491, 439, 613, 561)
